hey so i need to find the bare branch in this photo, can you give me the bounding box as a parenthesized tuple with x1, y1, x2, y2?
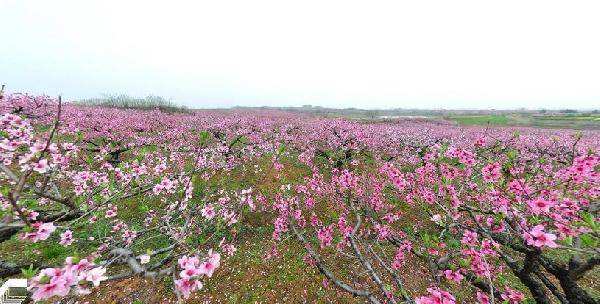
(290, 223, 380, 304)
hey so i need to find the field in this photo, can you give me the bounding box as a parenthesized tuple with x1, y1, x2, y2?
(447, 114, 600, 129)
(241, 106, 600, 130)
(0, 93, 599, 304)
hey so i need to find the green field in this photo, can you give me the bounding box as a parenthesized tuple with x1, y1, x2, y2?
(447, 114, 600, 129)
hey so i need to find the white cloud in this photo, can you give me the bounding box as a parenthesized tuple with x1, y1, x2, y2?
(1, 0, 599, 109)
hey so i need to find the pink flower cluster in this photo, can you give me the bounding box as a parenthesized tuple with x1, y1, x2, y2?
(481, 162, 501, 182)
(21, 222, 56, 242)
(415, 287, 456, 304)
(28, 257, 107, 301)
(524, 224, 558, 248)
(174, 250, 221, 299)
(317, 225, 334, 248)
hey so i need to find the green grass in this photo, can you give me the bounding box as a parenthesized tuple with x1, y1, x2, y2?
(449, 115, 510, 126)
(447, 114, 600, 129)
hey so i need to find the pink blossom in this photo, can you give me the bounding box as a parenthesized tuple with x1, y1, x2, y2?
(482, 162, 501, 182)
(201, 204, 216, 220)
(32, 158, 50, 173)
(415, 287, 456, 304)
(85, 267, 107, 287)
(461, 230, 478, 246)
(198, 250, 220, 277)
(31, 276, 70, 301)
(524, 225, 558, 248)
(0, 139, 19, 151)
(174, 278, 203, 299)
(197, 260, 216, 277)
(527, 198, 554, 215)
(28, 257, 102, 301)
(30, 141, 46, 153)
(443, 269, 464, 282)
(60, 230, 73, 246)
(501, 287, 525, 303)
(178, 255, 200, 269)
(180, 267, 202, 279)
(391, 248, 405, 270)
(27, 210, 39, 221)
(476, 291, 491, 304)
(105, 205, 118, 218)
(317, 225, 334, 248)
(22, 222, 56, 242)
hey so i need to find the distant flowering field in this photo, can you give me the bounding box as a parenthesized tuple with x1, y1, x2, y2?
(0, 93, 598, 303)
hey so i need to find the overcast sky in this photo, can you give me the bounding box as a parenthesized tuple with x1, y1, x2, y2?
(1, 0, 599, 109)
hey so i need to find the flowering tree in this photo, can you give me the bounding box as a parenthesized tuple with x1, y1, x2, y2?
(1, 91, 598, 303)
(264, 124, 599, 303)
(0, 94, 254, 301)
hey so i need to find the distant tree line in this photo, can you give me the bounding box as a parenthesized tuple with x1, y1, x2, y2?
(78, 94, 188, 113)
